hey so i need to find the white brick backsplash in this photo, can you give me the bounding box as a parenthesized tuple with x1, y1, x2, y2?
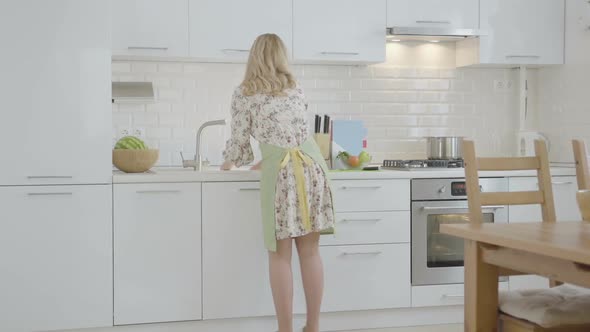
(158, 63, 183, 73)
(131, 62, 157, 73)
(114, 48, 521, 165)
(133, 112, 158, 126)
(303, 66, 350, 78)
(115, 74, 146, 82)
(146, 128, 172, 140)
(158, 113, 184, 127)
(119, 104, 145, 113)
(112, 62, 131, 73)
(112, 113, 131, 128)
(158, 88, 183, 102)
(147, 103, 171, 113)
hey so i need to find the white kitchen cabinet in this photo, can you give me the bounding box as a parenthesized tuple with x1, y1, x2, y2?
(507, 176, 580, 291)
(189, 0, 292, 62)
(0, 0, 112, 186)
(320, 211, 410, 246)
(293, 0, 386, 63)
(411, 282, 509, 307)
(114, 183, 202, 325)
(321, 244, 411, 312)
(111, 0, 189, 57)
(331, 179, 410, 212)
(0, 185, 112, 332)
(509, 176, 581, 223)
(387, 0, 478, 29)
(202, 182, 305, 319)
(457, 0, 564, 67)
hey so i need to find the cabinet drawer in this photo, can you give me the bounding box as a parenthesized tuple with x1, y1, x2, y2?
(331, 179, 410, 212)
(320, 211, 410, 246)
(412, 282, 509, 307)
(321, 244, 411, 312)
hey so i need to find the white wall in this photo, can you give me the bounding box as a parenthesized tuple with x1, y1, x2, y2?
(113, 42, 520, 166)
(537, 0, 590, 162)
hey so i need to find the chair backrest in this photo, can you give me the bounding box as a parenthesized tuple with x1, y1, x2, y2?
(572, 140, 590, 190)
(463, 139, 556, 224)
(577, 190, 590, 222)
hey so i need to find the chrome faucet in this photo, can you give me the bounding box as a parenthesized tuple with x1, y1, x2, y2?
(181, 119, 227, 171)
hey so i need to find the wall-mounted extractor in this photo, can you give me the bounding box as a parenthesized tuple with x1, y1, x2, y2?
(386, 27, 485, 43)
(112, 82, 155, 103)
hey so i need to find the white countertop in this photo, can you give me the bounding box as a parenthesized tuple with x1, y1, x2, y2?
(112, 166, 577, 184)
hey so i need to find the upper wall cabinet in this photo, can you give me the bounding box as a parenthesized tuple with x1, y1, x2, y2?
(456, 0, 565, 67)
(189, 0, 292, 63)
(387, 0, 478, 29)
(293, 0, 386, 64)
(111, 0, 189, 57)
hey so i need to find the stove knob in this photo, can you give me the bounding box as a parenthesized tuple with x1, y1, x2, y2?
(438, 186, 447, 194)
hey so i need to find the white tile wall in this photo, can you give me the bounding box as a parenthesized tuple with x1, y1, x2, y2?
(536, 0, 590, 162)
(112, 43, 520, 166)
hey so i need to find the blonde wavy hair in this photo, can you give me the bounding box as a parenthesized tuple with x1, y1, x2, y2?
(241, 34, 296, 96)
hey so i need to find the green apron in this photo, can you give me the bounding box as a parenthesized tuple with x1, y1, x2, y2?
(260, 137, 335, 252)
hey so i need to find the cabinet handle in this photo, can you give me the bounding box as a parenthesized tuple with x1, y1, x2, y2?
(535, 181, 573, 186)
(27, 192, 73, 196)
(441, 294, 464, 299)
(506, 55, 540, 58)
(27, 176, 73, 179)
(340, 218, 382, 223)
(221, 49, 250, 53)
(416, 20, 451, 24)
(341, 251, 382, 256)
(239, 188, 260, 191)
(319, 51, 359, 56)
(136, 190, 181, 194)
(128, 46, 169, 51)
(340, 186, 382, 190)
(421, 205, 505, 211)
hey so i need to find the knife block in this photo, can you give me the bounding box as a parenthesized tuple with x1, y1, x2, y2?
(313, 133, 331, 168)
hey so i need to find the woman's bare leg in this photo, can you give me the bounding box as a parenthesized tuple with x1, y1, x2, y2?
(269, 238, 294, 332)
(295, 232, 323, 332)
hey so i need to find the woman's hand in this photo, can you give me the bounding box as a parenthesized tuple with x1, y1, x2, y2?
(250, 161, 262, 171)
(220, 161, 234, 171)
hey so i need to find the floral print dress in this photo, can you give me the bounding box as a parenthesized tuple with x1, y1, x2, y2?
(223, 85, 335, 240)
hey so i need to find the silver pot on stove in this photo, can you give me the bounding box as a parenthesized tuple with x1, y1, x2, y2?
(426, 137, 464, 160)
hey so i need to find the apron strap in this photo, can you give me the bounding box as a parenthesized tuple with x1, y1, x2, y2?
(280, 148, 314, 231)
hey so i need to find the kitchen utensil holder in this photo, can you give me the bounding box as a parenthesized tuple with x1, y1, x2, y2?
(314, 133, 331, 167)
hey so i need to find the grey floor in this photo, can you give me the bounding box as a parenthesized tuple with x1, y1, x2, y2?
(344, 325, 463, 332)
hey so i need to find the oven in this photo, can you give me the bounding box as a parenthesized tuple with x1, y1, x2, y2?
(411, 178, 508, 286)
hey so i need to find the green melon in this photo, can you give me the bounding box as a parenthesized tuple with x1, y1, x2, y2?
(115, 136, 147, 150)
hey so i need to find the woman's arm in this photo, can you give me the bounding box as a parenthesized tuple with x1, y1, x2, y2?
(221, 89, 254, 170)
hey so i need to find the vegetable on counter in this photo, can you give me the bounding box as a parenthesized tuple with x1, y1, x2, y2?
(115, 136, 148, 150)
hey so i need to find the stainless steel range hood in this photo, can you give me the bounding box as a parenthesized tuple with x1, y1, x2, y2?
(112, 82, 155, 104)
(387, 27, 484, 42)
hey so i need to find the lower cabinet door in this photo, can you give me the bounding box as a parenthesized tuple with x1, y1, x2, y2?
(321, 244, 411, 312)
(202, 182, 306, 319)
(0, 185, 112, 332)
(411, 282, 509, 307)
(114, 183, 202, 325)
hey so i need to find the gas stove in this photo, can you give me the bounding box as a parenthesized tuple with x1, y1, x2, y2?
(382, 159, 464, 170)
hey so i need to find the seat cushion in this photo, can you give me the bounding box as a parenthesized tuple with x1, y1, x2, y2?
(499, 284, 590, 328)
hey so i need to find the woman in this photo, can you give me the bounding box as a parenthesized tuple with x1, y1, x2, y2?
(221, 34, 335, 332)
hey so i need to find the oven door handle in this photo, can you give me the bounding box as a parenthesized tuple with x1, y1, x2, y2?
(420, 205, 506, 211)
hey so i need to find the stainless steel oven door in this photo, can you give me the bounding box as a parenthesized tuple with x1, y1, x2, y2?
(411, 201, 508, 286)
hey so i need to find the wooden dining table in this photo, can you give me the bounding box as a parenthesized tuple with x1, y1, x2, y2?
(440, 221, 590, 332)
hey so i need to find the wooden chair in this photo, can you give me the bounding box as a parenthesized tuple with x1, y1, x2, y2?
(577, 190, 590, 222)
(572, 140, 590, 190)
(464, 139, 590, 332)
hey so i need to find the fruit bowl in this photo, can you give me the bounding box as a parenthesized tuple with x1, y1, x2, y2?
(113, 149, 159, 173)
(334, 151, 372, 170)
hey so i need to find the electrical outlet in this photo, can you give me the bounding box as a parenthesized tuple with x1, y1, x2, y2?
(494, 80, 505, 91)
(494, 80, 514, 92)
(133, 127, 146, 139)
(118, 128, 131, 138)
(505, 80, 514, 90)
